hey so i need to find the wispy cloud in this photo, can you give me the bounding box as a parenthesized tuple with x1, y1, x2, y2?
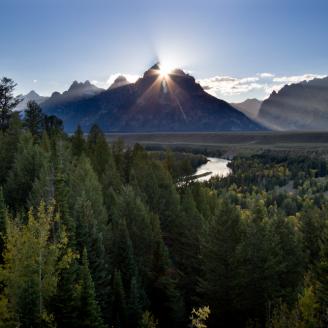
(257, 72, 275, 79)
(272, 74, 326, 84)
(92, 73, 140, 89)
(198, 72, 326, 102)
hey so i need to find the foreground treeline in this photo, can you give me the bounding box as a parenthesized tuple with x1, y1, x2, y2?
(0, 78, 327, 327)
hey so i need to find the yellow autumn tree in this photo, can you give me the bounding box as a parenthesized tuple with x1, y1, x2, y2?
(0, 201, 75, 327)
(190, 306, 211, 328)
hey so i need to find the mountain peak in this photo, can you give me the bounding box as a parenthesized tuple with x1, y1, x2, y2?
(109, 75, 130, 89)
(15, 90, 48, 111)
(26, 90, 39, 97)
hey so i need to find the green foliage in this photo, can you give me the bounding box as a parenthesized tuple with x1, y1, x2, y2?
(77, 249, 106, 328)
(0, 202, 74, 327)
(71, 125, 86, 157)
(5, 131, 47, 210)
(24, 100, 44, 138)
(1, 100, 328, 328)
(0, 188, 7, 263)
(87, 124, 112, 178)
(199, 198, 243, 326)
(0, 77, 21, 132)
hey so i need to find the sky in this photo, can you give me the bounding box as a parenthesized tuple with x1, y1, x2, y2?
(1, 0, 328, 102)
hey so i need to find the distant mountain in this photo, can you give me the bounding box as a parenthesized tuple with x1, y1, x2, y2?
(42, 80, 104, 109)
(231, 98, 262, 119)
(15, 90, 48, 111)
(109, 75, 131, 89)
(43, 64, 264, 132)
(258, 76, 328, 130)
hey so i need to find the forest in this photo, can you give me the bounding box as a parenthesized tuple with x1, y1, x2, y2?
(0, 77, 328, 327)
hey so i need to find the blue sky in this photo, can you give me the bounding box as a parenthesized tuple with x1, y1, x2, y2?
(1, 0, 328, 102)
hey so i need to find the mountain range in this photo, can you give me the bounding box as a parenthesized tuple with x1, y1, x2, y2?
(40, 64, 263, 132)
(258, 77, 328, 130)
(20, 67, 328, 132)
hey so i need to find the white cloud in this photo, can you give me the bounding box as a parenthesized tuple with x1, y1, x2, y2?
(198, 72, 327, 102)
(258, 72, 275, 78)
(273, 74, 325, 84)
(33, 79, 38, 83)
(198, 75, 263, 97)
(92, 73, 140, 89)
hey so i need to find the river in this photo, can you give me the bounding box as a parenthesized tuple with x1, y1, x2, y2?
(193, 157, 231, 182)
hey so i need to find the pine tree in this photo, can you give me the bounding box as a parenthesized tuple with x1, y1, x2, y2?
(100, 149, 122, 222)
(0, 187, 7, 263)
(128, 275, 144, 325)
(300, 202, 326, 267)
(5, 132, 47, 210)
(0, 111, 22, 186)
(112, 138, 126, 180)
(27, 156, 54, 209)
(0, 77, 21, 132)
(69, 155, 107, 251)
(111, 217, 137, 291)
(86, 124, 111, 178)
(52, 260, 80, 328)
(77, 249, 106, 328)
(24, 100, 44, 138)
(148, 213, 185, 327)
(316, 222, 328, 325)
(198, 198, 243, 326)
(68, 155, 110, 315)
(112, 270, 128, 327)
(174, 189, 203, 310)
(71, 125, 86, 158)
(43, 114, 63, 138)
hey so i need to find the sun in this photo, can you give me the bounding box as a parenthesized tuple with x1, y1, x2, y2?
(158, 62, 174, 78)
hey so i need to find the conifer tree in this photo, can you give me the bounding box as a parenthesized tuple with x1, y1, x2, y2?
(24, 100, 44, 138)
(174, 189, 203, 309)
(300, 202, 326, 267)
(0, 77, 21, 132)
(5, 132, 47, 210)
(112, 269, 128, 327)
(27, 157, 54, 209)
(69, 155, 110, 314)
(86, 124, 111, 178)
(198, 199, 243, 326)
(148, 213, 185, 327)
(71, 125, 86, 158)
(77, 249, 106, 328)
(52, 260, 80, 328)
(43, 114, 63, 137)
(0, 112, 22, 186)
(0, 187, 7, 263)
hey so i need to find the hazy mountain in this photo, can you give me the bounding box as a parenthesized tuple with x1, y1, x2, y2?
(15, 90, 48, 111)
(231, 98, 262, 119)
(42, 80, 104, 108)
(258, 76, 328, 130)
(109, 75, 131, 89)
(43, 64, 264, 132)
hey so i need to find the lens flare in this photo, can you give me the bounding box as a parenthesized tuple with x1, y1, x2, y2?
(159, 62, 174, 77)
